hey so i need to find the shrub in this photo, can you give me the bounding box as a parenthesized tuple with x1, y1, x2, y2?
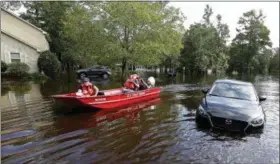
(6, 82, 32, 94)
(38, 51, 61, 79)
(269, 54, 279, 74)
(1, 61, 7, 72)
(7, 62, 30, 77)
(30, 72, 49, 82)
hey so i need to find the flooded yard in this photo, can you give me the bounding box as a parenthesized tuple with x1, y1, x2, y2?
(1, 74, 279, 163)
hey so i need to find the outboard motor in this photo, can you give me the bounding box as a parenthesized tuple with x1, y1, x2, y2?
(147, 76, 156, 87)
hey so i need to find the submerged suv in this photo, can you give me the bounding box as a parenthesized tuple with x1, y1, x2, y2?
(76, 65, 112, 79)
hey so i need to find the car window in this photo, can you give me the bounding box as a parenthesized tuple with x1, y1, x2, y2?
(90, 66, 98, 69)
(96, 66, 104, 69)
(90, 65, 107, 69)
(90, 65, 102, 69)
(209, 83, 257, 101)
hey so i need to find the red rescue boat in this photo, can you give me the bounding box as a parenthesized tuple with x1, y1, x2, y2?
(52, 87, 161, 110)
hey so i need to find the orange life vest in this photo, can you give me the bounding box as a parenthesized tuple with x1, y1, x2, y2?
(124, 74, 143, 90)
(81, 82, 96, 96)
(124, 80, 140, 90)
(124, 79, 136, 90)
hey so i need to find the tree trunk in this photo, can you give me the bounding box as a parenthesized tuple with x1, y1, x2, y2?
(121, 58, 127, 78)
(66, 62, 71, 82)
(169, 58, 172, 72)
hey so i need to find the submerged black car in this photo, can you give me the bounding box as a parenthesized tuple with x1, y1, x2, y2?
(76, 65, 111, 79)
(196, 79, 267, 132)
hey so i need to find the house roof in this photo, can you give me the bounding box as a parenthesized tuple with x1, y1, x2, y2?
(1, 8, 49, 52)
(1, 31, 40, 51)
(1, 8, 47, 34)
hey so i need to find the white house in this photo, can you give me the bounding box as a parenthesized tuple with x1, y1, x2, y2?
(1, 8, 49, 73)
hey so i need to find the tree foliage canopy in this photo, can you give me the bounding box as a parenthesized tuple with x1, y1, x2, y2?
(180, 5, 230, 74)
(66, 2, 185, 68)
(228, 9, 272, 74)
(180, 5, 276, 76)
(5, 2, 278, 76)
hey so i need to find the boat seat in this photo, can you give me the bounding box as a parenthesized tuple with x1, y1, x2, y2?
(97, 92, 105, 96)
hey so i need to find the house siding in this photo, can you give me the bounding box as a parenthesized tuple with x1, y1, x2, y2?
(1, 33, 40, 73)
(1, 8, 49, 73)
(1, 9, 49, 52)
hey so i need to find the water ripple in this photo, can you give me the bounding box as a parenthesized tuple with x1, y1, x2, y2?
(1, 76, 279, 163)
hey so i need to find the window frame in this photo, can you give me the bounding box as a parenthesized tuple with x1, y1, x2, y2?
(10, 52, 21, 63)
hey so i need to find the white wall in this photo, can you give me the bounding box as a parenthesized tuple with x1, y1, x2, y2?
(1, 9, 49, 52)
(1, 33, 40, 73)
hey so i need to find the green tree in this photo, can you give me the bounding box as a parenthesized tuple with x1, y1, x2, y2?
(229, 9, 272, 74)
(103, 2, 185, 76)
(0, 1, 22, 11)
(62, 2, 111, 68)
(180, 5, 230, 75)
(62, 2, 185, 77)
(19, 2, 185, 77)
(203, 4, 213, 27)
(269, 47, 279, 74)
(38, 51, 61, 79)
(20, 2, 73, 64)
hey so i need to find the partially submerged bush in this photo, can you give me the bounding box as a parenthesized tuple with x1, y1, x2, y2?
(3, 62, 48, 83)
(30, 72, 49, 83)
(7, 62, 30, 77)
(3, 82, 32, 94)
(1, 61, 7, 72)
(38, 51, 61, 79)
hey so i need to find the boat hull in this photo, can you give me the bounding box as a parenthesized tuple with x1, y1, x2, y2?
(52, 87, 161, 110)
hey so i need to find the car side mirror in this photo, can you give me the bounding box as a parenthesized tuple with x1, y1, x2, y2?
(259, 96, 267, 102)
(202, 88, 209, 94)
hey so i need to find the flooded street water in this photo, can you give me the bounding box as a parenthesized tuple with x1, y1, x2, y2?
(1, 73, 279, 163)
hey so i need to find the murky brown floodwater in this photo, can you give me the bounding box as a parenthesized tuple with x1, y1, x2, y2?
(1, 73, 279, 163)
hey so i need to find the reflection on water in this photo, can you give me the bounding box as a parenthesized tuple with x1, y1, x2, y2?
(1, 74, 279, 163)
(1, 82, 43, 108)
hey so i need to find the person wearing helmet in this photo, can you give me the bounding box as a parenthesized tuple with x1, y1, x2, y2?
(123, 74, 156, 91)
(76, 78, 99, 96)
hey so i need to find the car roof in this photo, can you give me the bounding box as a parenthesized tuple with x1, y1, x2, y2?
(91, 65, 107, 68)
(214, 79, 253, 86)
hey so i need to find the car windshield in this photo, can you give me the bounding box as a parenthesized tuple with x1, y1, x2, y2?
(91, 65, 106, 69)
(209, 82, 257, 101)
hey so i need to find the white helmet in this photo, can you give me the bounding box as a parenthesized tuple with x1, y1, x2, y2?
(147, 76, 155, 87)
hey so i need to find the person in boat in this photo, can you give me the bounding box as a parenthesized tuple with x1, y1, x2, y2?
(124, 74, 140, 91)
(138, 78, 149, 90)
(76, 77, 99, 96)
(123, 74, 155, 91)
